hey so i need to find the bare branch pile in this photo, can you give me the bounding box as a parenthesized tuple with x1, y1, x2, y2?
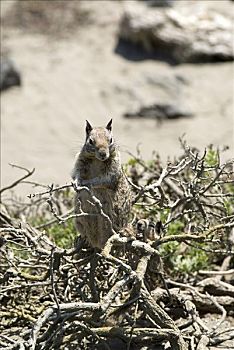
(0, 143, 234, 350)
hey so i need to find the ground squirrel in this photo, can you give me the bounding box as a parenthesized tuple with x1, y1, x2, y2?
(72, 119, 133, 249)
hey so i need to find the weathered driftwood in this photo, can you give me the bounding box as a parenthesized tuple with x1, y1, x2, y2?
(0, 225, 188, 350)
(197, 277, 234, 297)
(119, 4, 234, 63)
(151, 287, 234, 315)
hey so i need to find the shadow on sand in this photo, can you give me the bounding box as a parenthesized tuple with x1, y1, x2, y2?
(114, 38, 177, 65)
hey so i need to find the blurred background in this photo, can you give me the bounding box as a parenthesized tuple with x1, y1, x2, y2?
(1, 0, 234, 194)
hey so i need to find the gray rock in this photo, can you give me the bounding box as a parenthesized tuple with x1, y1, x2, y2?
(139, 0, 174, 7)
(119, 5, 234, 63)
(124, 103, 193, 120)
(0, 57, 21, 91)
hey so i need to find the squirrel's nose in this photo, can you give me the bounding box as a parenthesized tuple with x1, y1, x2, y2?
(97, 150, 109, 161)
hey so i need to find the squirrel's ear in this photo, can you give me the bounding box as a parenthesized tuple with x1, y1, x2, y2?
(86, 120, 93, 135)
(106, 119, 112, 132)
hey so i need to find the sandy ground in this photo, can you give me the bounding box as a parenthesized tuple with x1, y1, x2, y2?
(1, 0, 234, 197)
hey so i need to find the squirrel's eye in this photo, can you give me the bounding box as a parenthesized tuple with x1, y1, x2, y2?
(89, 139, 94, 145)
(110, 137, 113, 144)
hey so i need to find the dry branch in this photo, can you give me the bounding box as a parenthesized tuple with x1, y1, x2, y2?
(0, 145, 234, 349)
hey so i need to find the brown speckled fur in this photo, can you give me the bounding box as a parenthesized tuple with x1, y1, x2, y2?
(72, 120, 133, 249)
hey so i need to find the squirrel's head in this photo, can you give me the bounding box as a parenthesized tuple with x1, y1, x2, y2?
(85, 119, 115, 161)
